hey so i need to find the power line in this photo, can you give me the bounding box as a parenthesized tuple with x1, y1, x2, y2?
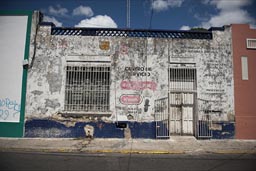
(149, 0, 154, 29)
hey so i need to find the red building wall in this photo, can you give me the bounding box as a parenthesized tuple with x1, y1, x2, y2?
(232, 24, 256, 139)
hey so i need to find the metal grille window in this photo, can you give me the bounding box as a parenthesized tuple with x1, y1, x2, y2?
(246, 39, 256, 49)
(169, 68, 197, 91)
(65, 65, 110, 112)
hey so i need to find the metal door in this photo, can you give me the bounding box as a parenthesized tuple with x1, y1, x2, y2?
(197, 114, 212, 139)
(169, 92, 194, 135)
(155, 97, 169, 139)
(169, 66, 197, 135)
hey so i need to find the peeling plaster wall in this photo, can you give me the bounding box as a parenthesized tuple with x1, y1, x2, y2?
(26, 25, 64, 117)
(25, 24, 234, 125)
(170, 28, 234, 121)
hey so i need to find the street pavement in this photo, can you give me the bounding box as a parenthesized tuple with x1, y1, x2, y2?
(1, 151, 256, 171)
(0, 136, 256, 155)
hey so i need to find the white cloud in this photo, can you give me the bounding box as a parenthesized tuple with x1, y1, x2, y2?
(152, 0, 184, 12)
(210, 0, 252, 11)
(43, 15, 63, 27)
(48, 5, 68, 17)
(201, 9, 254, 28)
(152, 0, 168, 11)
(75, 15, 117, 28)
(180, 25, 191, 30)
(199, 0, 255, 29)
(167, 0, 184, 7)
(72, 5, 94, 17)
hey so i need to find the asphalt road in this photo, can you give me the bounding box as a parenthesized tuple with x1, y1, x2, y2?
(0, 151, 256, 171)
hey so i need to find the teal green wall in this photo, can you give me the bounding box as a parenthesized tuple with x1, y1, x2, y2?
(0, 11, 32, 137)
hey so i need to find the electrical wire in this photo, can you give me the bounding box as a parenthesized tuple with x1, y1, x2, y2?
(127, 0, 130, 28)
(149, 0, 154, 29)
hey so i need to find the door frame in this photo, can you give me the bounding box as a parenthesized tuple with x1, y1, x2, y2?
(168, 63, 197, 136)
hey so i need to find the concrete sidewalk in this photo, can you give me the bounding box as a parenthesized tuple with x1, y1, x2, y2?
(0, 137, 256, 154)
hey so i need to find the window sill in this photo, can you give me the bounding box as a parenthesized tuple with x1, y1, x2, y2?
(59, 111, 112, 117)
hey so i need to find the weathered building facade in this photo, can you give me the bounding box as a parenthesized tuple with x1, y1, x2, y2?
(23, 12, 236, 139)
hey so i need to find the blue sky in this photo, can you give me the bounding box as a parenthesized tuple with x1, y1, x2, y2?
(1, 0, 256, 30)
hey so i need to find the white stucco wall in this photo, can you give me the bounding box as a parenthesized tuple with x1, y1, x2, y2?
(25, 24, 234, 123)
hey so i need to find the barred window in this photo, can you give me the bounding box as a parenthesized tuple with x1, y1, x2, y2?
(246, 39, 256, 49)
(64, 65, 110, 112)
(169, 68, 197, 91)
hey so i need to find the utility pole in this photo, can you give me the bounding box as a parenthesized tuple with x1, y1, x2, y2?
(127, 0, 130, 28)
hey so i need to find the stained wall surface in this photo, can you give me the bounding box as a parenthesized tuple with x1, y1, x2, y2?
(25, 20, 235, 138)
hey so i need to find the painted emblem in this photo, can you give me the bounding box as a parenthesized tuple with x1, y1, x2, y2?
(99, 41, 110, 50)
(120, 94, 142, 105)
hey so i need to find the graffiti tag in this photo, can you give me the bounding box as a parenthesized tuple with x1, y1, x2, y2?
(120, 43, 128, 55)
(0, 98, 20, 120)
(125, 67, 152, 77)
(121, 80, 157, 91)
(120, 94, 142, 105)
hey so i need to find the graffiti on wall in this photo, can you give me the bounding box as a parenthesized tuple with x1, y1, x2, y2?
(125, 67, 152, 77)
(99, 41, 110, 50)
(0, 98, 20, 121)
(120, 94, 142, 105)
(124, 106, 142, 120)
(120, 66, 155, 119)
(144, 99, 150, 112)
(120, 42, 128, 55)
(121, 80, 157, 91)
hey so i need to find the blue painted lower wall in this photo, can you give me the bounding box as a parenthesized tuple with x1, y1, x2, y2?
(211, 122, 235, 139)
(25, 119, 156, 139)
(25, 119, 235, 139)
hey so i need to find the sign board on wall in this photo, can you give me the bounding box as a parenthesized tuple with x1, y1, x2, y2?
(0, 16, 28, 122)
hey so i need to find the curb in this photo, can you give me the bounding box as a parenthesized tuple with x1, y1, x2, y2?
(0, 148, 79, 153)
(83, 149, 184, 154)
(1, 148, 256, 154)
(0, 147, 184, 154)
(211, 150, 256, 154)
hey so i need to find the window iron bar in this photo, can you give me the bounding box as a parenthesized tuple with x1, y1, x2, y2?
(64, 65, 110, 112)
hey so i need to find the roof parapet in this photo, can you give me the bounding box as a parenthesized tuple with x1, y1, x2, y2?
(50, 27, 213, 39)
